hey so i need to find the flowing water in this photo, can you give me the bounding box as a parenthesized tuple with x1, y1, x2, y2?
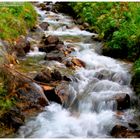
(16, 3, 137, 138)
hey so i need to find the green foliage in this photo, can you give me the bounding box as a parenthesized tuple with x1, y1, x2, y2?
(0, 2, 37, 41)
(69, 2, 140, 61)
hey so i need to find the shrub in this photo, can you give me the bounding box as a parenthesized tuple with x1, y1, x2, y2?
(69, 2, 140, 61)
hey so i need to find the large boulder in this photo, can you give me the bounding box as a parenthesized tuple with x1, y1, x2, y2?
(15, 81, 49, 115)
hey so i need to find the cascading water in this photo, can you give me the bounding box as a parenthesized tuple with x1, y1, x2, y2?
(17, 3, 137, 138)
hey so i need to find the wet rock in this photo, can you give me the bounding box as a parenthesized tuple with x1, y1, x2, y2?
(41, 44, 57, 53)
(41, 6, 51, 11)
(44, 50, 64, 62)
(128, 123, 138, 129)
(45, 35, 59, 45)
(39, 3, 49, 11)
(23, 40, 30, 53)
(15, 82, 49, 112)
(66, 44, 75, 54)
(115, 94, 130, 110)
(55, 82, 76, 108)
(63, 76, 71, 81)
(14, 36, 31, 56)
(39, 3, 46, 9)
(39, 22, 49, 30)
(55, 82, 70, 107)
(39, 35, 64, 53)
(71, 58, 86, 68)
(34, 68, 65, 83)
(34, 68, 52, 83)
(64, 59, 75, 68)
(43, 88, 62, 105)
(45, 55, 62, 62)
(51, 69, 62, 81)
(0, 80, 49, 134)
(110, 125, 140, 138)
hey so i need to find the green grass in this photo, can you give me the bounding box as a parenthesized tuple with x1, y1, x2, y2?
(0, 2, 37, 41)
